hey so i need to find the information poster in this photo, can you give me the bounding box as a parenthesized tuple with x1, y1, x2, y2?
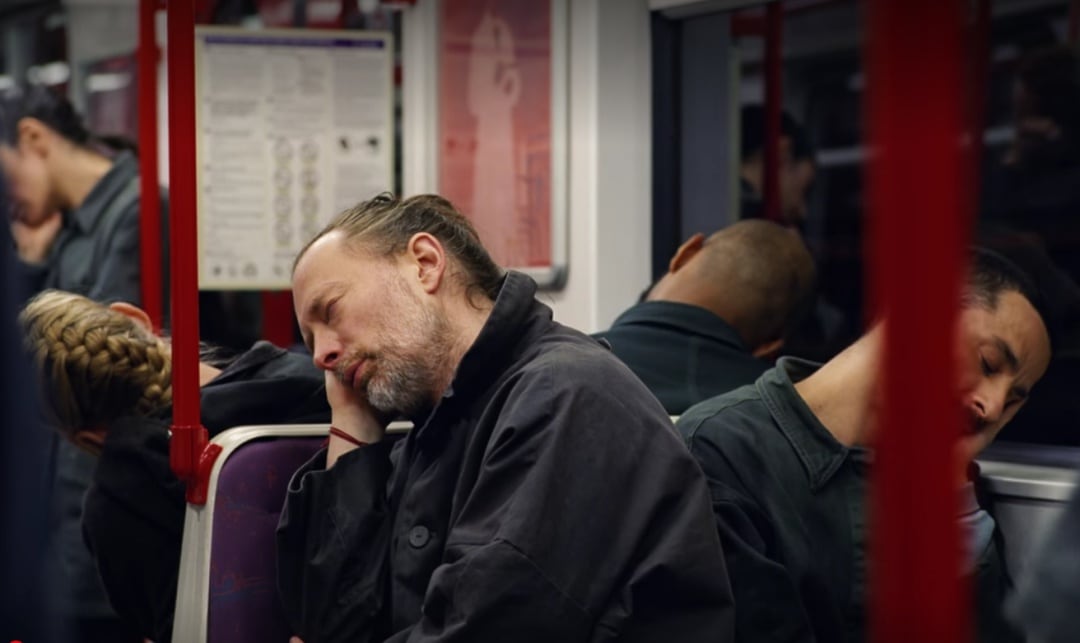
(195, 27, 394, 289)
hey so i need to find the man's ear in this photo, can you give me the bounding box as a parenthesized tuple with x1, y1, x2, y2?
(669, 233, 706, 274)
(17, 117, 51, 158)
(108, 301, 154, 331)
(72, 428, 107, 457)
(751, 337, 785, 360)
(407, 232, 448, 294)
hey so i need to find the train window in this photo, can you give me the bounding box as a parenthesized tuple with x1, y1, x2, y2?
(979, 3, 1080, 447)
(652, 0, 1080, 445)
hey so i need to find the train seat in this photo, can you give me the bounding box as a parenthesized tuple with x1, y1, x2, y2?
(171, 422, 411, 643)
(976, 443, 1080, 580)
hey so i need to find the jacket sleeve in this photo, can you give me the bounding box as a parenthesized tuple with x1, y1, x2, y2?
(86, 199, 142, 305)
(277, 445, 596, 643)
(710, 494, 818, 643)
(685, 433, 817, 643)
(80, 416, 185, 642)
(280, 362, 734, 643)
(276, 440, 396, 643)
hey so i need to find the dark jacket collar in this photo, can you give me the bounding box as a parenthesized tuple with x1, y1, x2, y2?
(448, 270, 545, 399)
(412, 271, 549, 437)
(757, 356, 856, 491)
(69, 152, 138, 234)
(610, 300, 750, 352)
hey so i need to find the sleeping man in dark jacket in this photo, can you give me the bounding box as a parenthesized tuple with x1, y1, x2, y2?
(676, 248, 1056, 643)
(19, 289, 331, 643)
(281, 193, 735, 643)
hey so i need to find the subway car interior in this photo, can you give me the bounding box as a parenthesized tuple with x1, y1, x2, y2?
(2, 0, 1080, 641)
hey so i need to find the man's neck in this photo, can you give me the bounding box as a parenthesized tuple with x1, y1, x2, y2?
(431, 292, 496, 404)
(646, 280, 751, 349)
(793, 324, 883, 447)
(53, 147, 113, 212)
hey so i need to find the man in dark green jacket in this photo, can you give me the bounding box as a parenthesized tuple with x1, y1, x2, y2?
(679, 248, 1054, 643)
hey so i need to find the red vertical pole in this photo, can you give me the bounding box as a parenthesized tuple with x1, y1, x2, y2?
(763, 1, 783, 223)
(865, 0, 970, 642)
(262, 291, 295, 347)
(138, 0, 162, 329)
(167, 0, 209, 503)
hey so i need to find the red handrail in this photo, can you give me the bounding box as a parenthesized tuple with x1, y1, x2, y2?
(138, 0, 163, 329)
(166, 0, 214, 505)
(262, 291, 295, 347)
(763, 1, 783, 223)
(866, 0, 970, 641)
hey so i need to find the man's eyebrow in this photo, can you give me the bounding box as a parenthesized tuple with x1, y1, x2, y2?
(304, 292, 328, 321)
(994, 336, 1020, 372)
(303, 283, 344, 321)
(298, 283, 345, 353)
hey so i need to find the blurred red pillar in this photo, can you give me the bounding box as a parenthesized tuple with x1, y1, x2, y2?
(865, 0, 971, 641)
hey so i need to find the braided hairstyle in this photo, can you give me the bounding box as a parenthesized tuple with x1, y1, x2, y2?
(19, 290, 172, 436)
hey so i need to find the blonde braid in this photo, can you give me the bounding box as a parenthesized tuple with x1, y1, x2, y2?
(19, 290, 173, 436)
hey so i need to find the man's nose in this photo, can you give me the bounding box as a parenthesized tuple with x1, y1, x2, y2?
(312, 335, 341, 371)
(970, 391, 1005, 425)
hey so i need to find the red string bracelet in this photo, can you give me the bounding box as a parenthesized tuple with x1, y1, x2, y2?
(328, 426, 368, 448)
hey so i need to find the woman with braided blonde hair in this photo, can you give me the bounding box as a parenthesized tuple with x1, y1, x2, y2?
(20, 290, 330, 643)
(23, 290, 182, 448)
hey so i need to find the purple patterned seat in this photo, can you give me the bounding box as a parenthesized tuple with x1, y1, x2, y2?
(206, 435, 324, 643)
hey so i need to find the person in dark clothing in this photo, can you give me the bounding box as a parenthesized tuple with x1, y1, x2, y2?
(677, 249, 1055, 643)
(595, 219, 816, 414)
(738, 104, 855, 362)
(0, 86, 167, 643)
(1, 86, 153, 304)
(739, 105, 817, 226)
(19, 289, 331, 643)
(280, 193, 735, 642)
(0, 191, 61, 642)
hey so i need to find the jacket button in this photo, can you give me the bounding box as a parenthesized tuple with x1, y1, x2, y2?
(408, 525, 431, 548)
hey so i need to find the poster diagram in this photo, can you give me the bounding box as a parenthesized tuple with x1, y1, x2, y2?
(195, 27, 394, 289)
(439, 0, 566, 287)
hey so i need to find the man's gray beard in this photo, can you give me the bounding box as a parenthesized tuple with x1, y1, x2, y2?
(365, 306, 454, 420)
(367, 355, 438, 420)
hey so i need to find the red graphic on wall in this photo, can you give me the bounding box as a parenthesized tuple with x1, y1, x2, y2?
(439, 0, 552, 269)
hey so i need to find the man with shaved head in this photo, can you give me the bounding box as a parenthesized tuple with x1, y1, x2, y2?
(595, 220, 816, 414)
